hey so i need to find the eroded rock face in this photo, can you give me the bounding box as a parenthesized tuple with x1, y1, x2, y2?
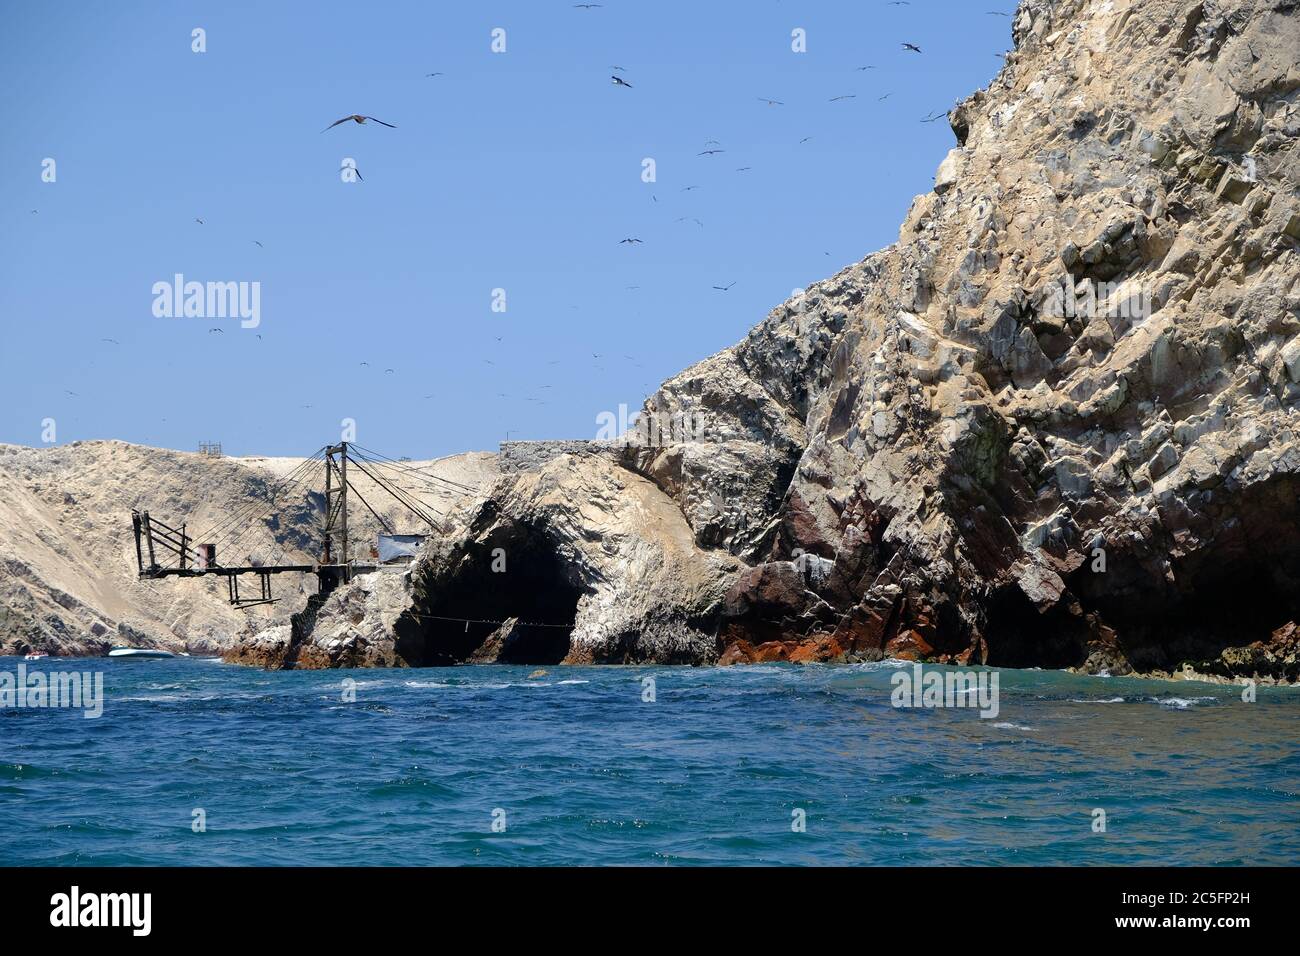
(257, 455, 743, 667)
(241, 0, 1300, 680)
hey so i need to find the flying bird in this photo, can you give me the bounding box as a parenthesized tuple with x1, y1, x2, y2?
(799, 136, 813, 144)
(902, 43, 923, 53)
(681, 184, 701, 191)
(253, 240, 263, 247)
(712, 282, 736, 291)
(735, 166, 752, 172)
(611, 75, 633, 88)
(194, 218, 204, 225)
(619, 237, 643, 244)
(830, 94, 857, 102)
(425, 72, 445, 77)
(321, 114, 397, 132)
(921, 110, 947, 123)
(341, 163, 364, 181)
(856, 65, 876, 71)
(878, 92, 894, 101)
(757, 97, 784, 106)
(573, 3, 603, 7)
(698, 148, 725, 155)
(208, 328, 223, 334)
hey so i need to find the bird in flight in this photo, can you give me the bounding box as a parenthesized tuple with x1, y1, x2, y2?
(208, 328, 224, 334)
(574, 2, 603, 7)
(757, 97, 784, 106)
(921, 110, 946, 123)
(194, 218, 204, 225)
(799, 136, 813, 144)
(64, 390, 78, 396)
(611, 75, 633, 88)
(902, 42, 923, 53)
(385, 368, 395, 374)
(425, 72, 445, 77)
(253, 240, 263, 247)
(322, 114, 397, 132)
(878, 92, 894, 101)
(735, 166, 752, 172)
(856, 65, 876, 71)
(713, 282, 736, 291)
(619, 237, 643, 244)
(341, 163, 364, 181)
(830, 94, 857, 102)
(698, 148, 725, 155)
(101, 338, 119, 345)
(681, 184, 701, 191)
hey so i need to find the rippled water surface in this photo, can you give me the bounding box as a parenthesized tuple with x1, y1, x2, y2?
(1, 657, 1296, 865)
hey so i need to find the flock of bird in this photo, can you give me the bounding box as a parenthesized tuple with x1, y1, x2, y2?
(37, 3, 1015, 439)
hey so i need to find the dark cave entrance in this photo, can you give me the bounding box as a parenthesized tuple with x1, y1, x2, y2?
(981, 587, 1091, 669)
(394, 523, 582, 666)
(983, 474, 1300, 670)
(1066, 494, 1300, 665)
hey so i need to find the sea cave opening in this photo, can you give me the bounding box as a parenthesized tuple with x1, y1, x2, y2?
(394, 522, 582, 666)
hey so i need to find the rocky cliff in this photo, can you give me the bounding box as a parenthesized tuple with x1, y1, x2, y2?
(0, 441, 495, 656)
(214, 0, 1300, 682)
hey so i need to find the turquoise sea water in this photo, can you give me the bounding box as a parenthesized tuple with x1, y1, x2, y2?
(1, 657, 1296, 865)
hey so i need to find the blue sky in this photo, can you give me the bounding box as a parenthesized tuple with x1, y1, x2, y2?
(0, 0, 1016, 458)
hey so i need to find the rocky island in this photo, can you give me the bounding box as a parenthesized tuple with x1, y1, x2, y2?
(5, 0, 1299, 683)
(228, 0, 1300, 681)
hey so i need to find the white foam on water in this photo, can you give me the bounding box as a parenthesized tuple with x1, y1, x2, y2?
(556, 679, 590, 685)
(991, 722, 1036, 731)
(1153, 696, 1216, 709)
(1069, 697, 1125, 704)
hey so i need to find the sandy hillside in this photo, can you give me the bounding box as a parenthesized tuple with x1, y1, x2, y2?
(0, 441, 497, 655)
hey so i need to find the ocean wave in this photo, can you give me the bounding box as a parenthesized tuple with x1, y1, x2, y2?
(1069, 697, 1126, 704)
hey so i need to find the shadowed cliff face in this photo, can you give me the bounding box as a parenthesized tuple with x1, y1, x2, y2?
(239, 0, 1300, 682)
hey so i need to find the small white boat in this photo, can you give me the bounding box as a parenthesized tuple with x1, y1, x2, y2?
(23, 651, 49, 660)
(107, 647, 176, 660)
